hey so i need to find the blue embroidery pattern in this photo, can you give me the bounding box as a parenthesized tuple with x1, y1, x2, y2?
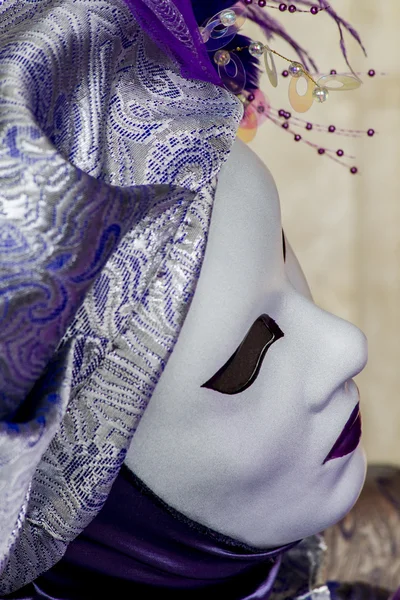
(0, 0, 241, 593)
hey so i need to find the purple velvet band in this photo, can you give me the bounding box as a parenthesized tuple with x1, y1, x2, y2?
(122, 0, 222, 86)
(5, 466, 289, 599)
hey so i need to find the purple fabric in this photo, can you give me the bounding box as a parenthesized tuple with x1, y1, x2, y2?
(122, 0, 222, 86)
(4, 466, 289, 599)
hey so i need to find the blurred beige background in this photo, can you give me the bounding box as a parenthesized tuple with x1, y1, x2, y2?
(245, 1, 400, 464)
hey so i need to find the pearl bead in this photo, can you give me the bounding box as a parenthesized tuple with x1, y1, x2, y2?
(312, 86, 329, 103)
(248, 93, 255, 102)
(294, 134, 301, 141)
(306, 123, 313, 130)
(328, 125, 336, 133)
(330, 69, 337, 75)
(350, 167, 358, 174)
(249, 41, 265, 57)
(282, 122, 289, 129)
(367, 129, 375, 137)
(318, 148, 325, 155)
(278, 109, 285, 117)
(310, 6, 318, 14)
(288, 62, 303, 77)
(337, 149, 344, 157)
(368, 69, 376, 77)
(282, 70, 289, 78)
(220, 9, 237, 27)
(279, 3, 287, 11)
(258, 0, 267, 6)
(288, 5, 297, 13)
(214, 50, 231, 66)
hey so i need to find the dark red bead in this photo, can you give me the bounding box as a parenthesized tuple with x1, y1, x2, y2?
(318, 148, 325, 155)
(294, 134, 301, 141)
(367, 129, 375, 137)
(288, 4, 296, 12)
(310, 6, 318, 14)
(368, 69, 376, 77)
(248, 93, 255, 102)
(336, 149, 344, 157)
(282, 122, 289, 129)
(279, 3, 287, 11)
(328, 125, 336, 133)
(282, 70, 289, 78)
(350, 167, 358, 174)
(306, 123, 313, 130)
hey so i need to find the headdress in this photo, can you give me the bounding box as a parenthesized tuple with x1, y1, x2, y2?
(125, 1, 376, 173)
(122, 0, 364, 89)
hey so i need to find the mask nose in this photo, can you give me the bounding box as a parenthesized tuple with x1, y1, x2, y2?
(324, 316, 368, 381)
(288, 295, 368, 411)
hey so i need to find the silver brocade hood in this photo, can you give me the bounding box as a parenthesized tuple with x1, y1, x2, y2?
(0, 0, 326, 596)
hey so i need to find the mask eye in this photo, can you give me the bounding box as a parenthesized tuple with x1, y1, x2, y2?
(201, 314, 284, 395)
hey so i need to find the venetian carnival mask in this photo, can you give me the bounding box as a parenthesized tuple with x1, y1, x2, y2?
(126, 139, 368, 548)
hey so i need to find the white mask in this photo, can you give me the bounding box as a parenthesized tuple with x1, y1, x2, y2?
(125, 139, 367, 548)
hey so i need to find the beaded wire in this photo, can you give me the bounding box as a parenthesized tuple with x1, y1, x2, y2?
(203, 2, 376, 174)
(243, 1, 328, 14)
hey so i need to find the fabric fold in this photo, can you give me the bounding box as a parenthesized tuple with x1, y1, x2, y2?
(0, 0, 241, 593)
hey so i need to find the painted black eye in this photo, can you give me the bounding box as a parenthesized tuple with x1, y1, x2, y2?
(201, 315, 284, 395)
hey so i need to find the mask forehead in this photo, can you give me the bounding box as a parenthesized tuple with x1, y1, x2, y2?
(196, 139, 283, 338)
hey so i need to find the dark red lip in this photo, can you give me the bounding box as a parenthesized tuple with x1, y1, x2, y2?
(323, 403, 361, 464)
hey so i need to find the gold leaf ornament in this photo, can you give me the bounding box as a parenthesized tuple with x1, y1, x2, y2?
(264, 46, 278, 88)
(288, 74, 315, 113)
(317, 73, 362, 91)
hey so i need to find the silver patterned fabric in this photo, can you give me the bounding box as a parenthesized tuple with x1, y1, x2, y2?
(0, 0, 241, 592)
(0, 0, 343, 597)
